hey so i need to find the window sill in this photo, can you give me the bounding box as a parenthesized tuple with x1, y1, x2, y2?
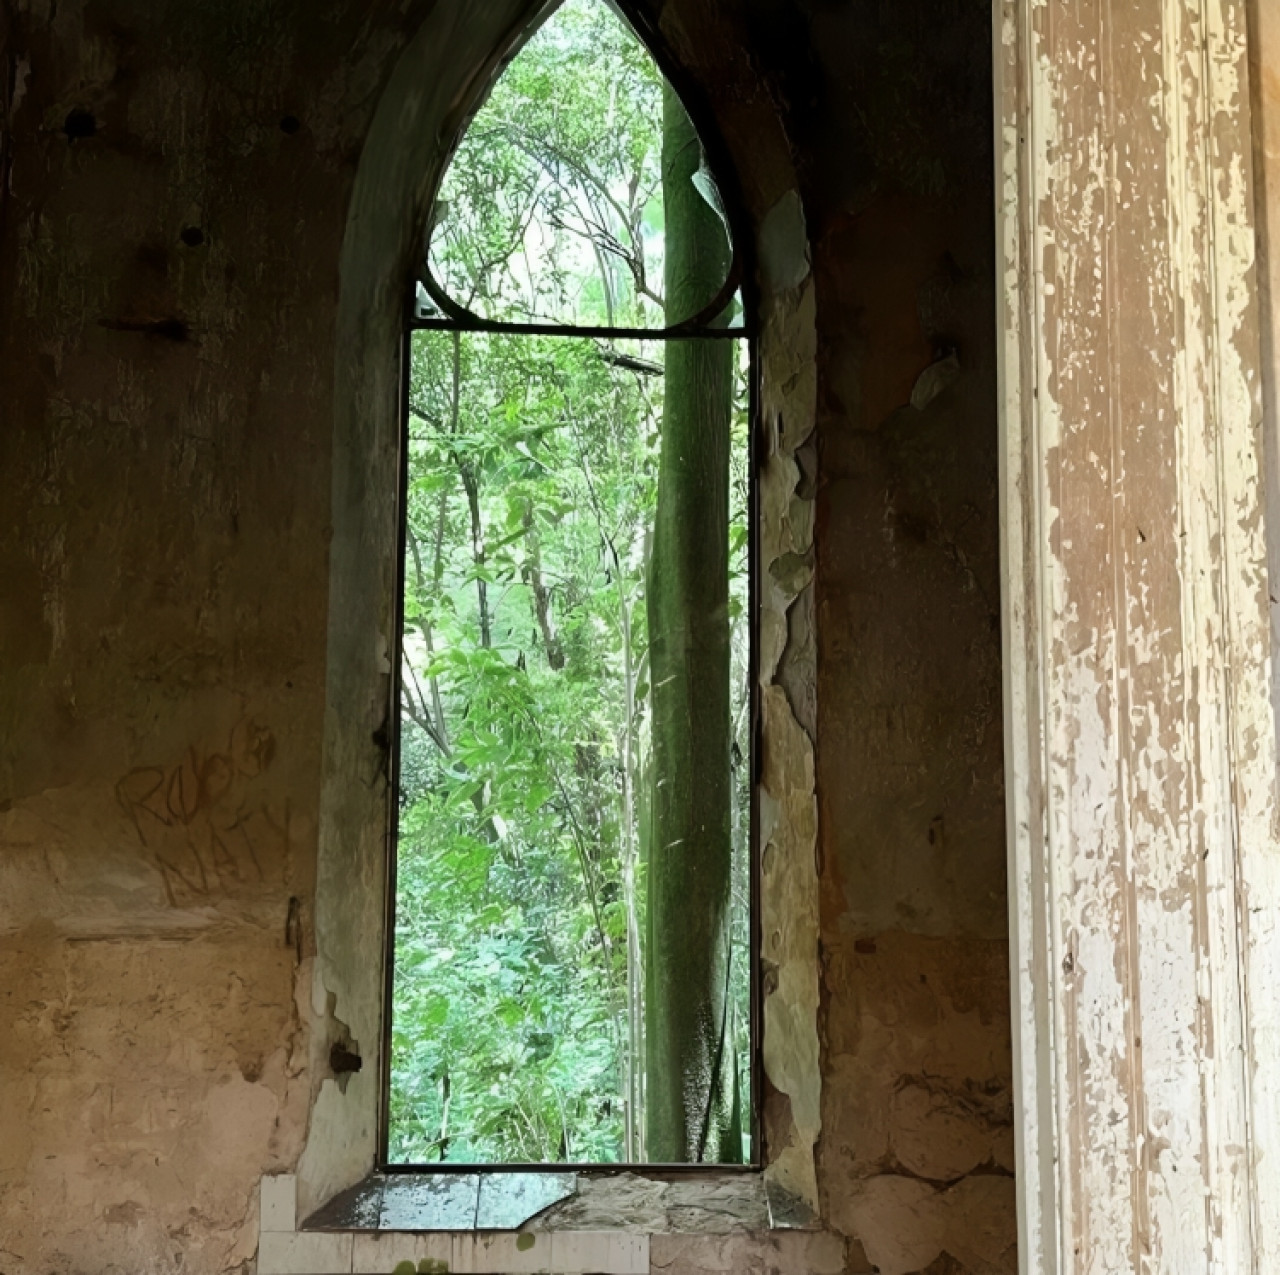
(257, 1171, 838, 1275)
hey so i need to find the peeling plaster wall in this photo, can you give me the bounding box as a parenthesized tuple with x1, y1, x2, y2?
(0, 0, 376, 1265)
(0, 1, 1008, 1271)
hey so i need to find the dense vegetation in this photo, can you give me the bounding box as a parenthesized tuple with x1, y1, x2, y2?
(388, 0, 749, 1165)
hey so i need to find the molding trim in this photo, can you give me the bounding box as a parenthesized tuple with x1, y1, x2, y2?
(996, 0, 1280, 1269)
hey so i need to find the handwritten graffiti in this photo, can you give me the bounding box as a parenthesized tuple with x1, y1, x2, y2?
(115, 718, 285, 907)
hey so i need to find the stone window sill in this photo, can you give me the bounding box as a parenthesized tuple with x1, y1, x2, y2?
(257, 1171, 841, 1275)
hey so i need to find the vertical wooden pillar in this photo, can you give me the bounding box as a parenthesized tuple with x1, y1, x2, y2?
(996, 0, 1280, 1269)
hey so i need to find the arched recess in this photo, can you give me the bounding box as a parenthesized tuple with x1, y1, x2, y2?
(301, 0, 821, 1218)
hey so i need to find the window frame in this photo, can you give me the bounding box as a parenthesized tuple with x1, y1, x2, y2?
(303, 0, 821, 1224)
(377, 261, 763, 1172)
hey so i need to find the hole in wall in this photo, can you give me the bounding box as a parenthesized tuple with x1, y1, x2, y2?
(63, 108, 96, 140)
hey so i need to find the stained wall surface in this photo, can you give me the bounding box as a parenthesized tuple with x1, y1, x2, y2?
(0, 1, 1008, 1272)
(808, 2, 1014, 1271)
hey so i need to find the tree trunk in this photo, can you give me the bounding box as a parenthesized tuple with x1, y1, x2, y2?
(522, 507, 565, 670)
(644, 82, 739, 1163)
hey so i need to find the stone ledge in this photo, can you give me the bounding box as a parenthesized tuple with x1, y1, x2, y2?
(259, 1172, 833, 1274)
(298, 1169, 816, 1235)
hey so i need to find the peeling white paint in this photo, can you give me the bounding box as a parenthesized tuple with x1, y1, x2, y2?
(997, 0, 1280, 1270)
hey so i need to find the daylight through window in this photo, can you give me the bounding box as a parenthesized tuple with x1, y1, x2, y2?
(387, 0, 753, 1167)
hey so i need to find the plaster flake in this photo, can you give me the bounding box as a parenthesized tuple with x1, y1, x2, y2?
(759, 192, 811, 294)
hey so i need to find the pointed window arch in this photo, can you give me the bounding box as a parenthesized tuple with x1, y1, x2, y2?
(385, 0, 757, 1168)
(414, 0, 743, 336)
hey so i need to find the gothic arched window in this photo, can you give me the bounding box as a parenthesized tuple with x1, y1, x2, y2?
(385, 0, 755, 1168)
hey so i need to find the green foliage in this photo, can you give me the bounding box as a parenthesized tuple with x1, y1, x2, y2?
(389, 0, 750, 1166)
(391, 330, 658, 1163)
(427, 0, 729, 327)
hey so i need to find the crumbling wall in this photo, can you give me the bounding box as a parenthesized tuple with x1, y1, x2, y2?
(0, 1, 1010, 1271)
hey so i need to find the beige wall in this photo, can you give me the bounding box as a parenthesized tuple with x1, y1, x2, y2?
(0, 1, 1011, 1271)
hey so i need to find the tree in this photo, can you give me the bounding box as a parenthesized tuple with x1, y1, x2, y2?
(644, 82, 740, 1162)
